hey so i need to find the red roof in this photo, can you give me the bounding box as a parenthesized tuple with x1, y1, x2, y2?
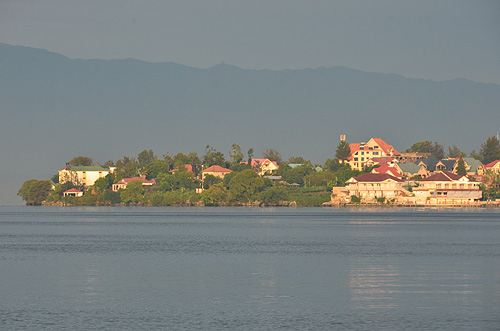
(372, 165, 402, 177)
(202, 165, 232, 173)
(419, 171, 463, 182)
(349, 173, 405, 183)
(484, 160, 500, 169)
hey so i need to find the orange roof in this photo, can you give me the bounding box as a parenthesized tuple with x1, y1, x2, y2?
(202, 165, 232, 173)
(371, 138, 400, 155)
(372, 165, 402, 177)
(117, 177, 155, 184)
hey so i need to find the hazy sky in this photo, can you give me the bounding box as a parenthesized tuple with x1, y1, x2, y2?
(1, 0, 500, 84)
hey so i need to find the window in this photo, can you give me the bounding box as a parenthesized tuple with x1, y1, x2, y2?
(361, 157, 364, 161)
(374, 146, 379, 149)
(373, 152, 379, 155)
(354, 158, 358, 161)
(361, 152, 364, 155)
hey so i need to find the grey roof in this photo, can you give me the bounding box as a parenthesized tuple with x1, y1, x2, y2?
(398, 162, 421, 174)
(438, 159, 456, 171)
(463, 157, 483, 172)
(419, 156, 438, 171)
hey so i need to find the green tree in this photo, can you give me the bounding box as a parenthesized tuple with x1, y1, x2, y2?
(51, 174, 59, 184)
(324, 158, 342, 172)
(187, 152, 202, 175)
(138, 149, 156, 168)
(406, 141, 445, 159)
(70, 156, 93, 166)
(258, 186, 288, 204)
(203, 174, 222, 189)
(145, 159, 169, 179)
(480, 136, 500, 164)
(335, 140, 351, 162)
(203, 145, 226, 167)
(200, 183, 228, 206)
(228, 169, 264, 202)
(448, 145, 466, 158)
(120, 179, 144, 203)
(469, 149, 481, 161)
(115, 156, 139, 180)
(262, 148, 282, 164)
(247, 148, 254, 164)
(18, 179, 52, 205)
(229, 143, 244, 163)
(93, 177, 110, 193)
(456, 158, 467, 175)
(101, 190, 121, 204)
(288, 156, 307, 164)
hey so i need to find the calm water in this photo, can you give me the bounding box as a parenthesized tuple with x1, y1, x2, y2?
(0, 206, 499, 330)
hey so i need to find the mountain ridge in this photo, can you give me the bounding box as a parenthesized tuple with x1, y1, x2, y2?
(1, 42, 499, 205)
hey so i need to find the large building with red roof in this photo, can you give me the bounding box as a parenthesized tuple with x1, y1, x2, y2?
(347, 138, 401, 171)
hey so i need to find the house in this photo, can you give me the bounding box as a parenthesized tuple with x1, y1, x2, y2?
(347, 138, 401, 171)
(59, 163, 111, 187)
(366, 157, 398, 168)
(462, 158, 483, 175)
(201, 165, 232, 179)
(242, 158, 279, 176)
(63, 188, 83, 197)
(343, 173, 407, 202)
(371, 165, 402, 178)
(413, 171, 482, 203)
(484, 160, 500, 174)
(397, 162, 429, 178)
(112, 176, 156, 192)
(417, 156, 439, 172)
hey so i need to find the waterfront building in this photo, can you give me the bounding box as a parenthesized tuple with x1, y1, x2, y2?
(347, 138, 401, 171)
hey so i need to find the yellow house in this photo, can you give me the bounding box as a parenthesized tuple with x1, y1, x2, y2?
(59, 163, 111, 187)
(347, 138, 401, 171)
(201, 165, 232, 179)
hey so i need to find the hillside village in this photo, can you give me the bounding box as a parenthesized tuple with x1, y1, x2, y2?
(17, 136, 500, 207)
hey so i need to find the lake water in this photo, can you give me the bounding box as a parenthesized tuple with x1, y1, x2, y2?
(0, 206, 499, 330)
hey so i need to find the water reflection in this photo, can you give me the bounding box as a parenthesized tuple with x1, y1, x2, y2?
(349, 262, 401, 309)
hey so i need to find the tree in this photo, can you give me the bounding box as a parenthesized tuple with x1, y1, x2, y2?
(480, 136, 500, 165)
(18, 179, 52, 205)
(258, 186, 288, 204)
(138, 149, 156, 168)
(228, 169, 264, 202)
(200, 183, 228, 206)
(187, 152, 202, 175)
(335, 140, 351, 162)
(456, 158, 467, 175)
(145, 159, 169, 179)
(262, 148, 282, 164)
(448, 145, 466, 158)
(120, 179, 144, 203)
(324, 158, 342, 172)
(288, 156, 307, 164)
(406, 140, 445, 160)
(247, 148, 254, 164)
(469, 149, 481, 161)
(229, 143, 244, 163)
(115, 156, 139, 180)
(93, 177, 110, 193)
(70, 156, 93, 166)
(203, 145, 225, 167)
(203, 174, 222, 189)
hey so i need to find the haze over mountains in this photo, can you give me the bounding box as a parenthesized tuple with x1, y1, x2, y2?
(1, 43, 499, 205)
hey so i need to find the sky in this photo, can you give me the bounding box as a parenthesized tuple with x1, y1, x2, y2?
(1, 0, 500, 205)
(1, 0, 500, 84)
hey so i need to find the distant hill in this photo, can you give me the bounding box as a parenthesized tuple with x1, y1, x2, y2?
(1, 43, 499, 205)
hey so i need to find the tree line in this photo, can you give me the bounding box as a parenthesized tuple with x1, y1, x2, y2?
(17, 136, 500, 205)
